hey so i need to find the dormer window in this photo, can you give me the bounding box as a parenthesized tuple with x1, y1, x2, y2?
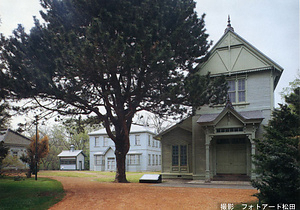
(228, 78, 246, 103)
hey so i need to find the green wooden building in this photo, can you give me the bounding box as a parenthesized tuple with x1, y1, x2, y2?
(156, 18, 283, 181)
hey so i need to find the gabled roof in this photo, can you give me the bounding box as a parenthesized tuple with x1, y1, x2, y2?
(198, 28, 283, 79)
(197, 102, 264, 125)
(155, 117, 192, 139)
(88, 124, 156, 136)
(93, 147, 114, 156)
(0, 129, 31, 146)
(58, 150, 86, 157)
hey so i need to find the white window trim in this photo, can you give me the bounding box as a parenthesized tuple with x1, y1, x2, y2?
(227, 77, 247, 104)
(95, 137, 100, 147)
(135, 135, 141, 146)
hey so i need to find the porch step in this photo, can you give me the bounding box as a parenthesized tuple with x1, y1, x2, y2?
(213, 174, 250, 181)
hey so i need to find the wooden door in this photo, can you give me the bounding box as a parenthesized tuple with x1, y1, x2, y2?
(216, 138, 247, 174)
(107, 158, 116, 171)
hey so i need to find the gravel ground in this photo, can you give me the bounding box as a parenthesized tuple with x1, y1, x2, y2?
(47, 176, 258, 210)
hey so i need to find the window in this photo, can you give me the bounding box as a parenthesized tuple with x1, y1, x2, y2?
(228, 79, 246, 103)
(216, 127, 243, 133)
(12, 151, 18, 157)
(172, 145, 188, 171)
(61, 159, 76, 165)
(172, 146, 179, 166)
(103, 137, 109, 146)
(95, 155, 104, 165)
(152, 154, 155, 165)
(180, 145, 187, 166)
(228, 80, 236, 102)
(95, 137, 100, 146)
(127, 154, 140, 165)
(135, 135, 140, 146)
(148, 135, 151, 146)
(148, 154, 151, 165)
(156, 154, 158, 165)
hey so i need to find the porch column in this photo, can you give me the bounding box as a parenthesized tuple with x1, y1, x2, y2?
(205, 135, 212, 182)
(251, 143, 256, 180)
(248, 133, 256, 180)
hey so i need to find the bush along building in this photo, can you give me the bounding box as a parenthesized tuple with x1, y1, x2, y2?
(156, 18, 283, 181)
(89, 124, 161, 172)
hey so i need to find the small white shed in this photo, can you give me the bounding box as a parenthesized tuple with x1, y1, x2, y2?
(58, 145, 86, 170)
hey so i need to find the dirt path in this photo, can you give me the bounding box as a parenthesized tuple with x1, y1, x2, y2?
(48, 176, 257, 210)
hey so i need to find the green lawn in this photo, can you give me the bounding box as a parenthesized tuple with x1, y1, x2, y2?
(39, 170, 97, 178)
(39, 170, 161, 183)
(93, 171, 152, 183)
(0, 177, 65, 210)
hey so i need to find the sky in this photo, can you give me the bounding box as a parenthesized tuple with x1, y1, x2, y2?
(0, 0, 299, 129)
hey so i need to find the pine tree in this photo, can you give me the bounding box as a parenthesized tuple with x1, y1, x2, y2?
(0, 141, 9, 175)
(252, 88, 300, 205)
(1, 0, 227, 182)
(0, 102, 11, 130)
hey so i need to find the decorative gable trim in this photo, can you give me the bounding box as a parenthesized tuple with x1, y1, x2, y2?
(197, 102, 264, 126)
(198, 30, 283, 76)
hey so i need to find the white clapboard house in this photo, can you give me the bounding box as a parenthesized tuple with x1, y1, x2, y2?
(89, 124, 161, 172)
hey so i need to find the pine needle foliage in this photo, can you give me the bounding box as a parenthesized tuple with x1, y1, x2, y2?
(252, 88, 300, 205)
(1, 0, 227, 182)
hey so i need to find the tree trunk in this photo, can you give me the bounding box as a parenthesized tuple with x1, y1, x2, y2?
(114, 151, 128, 183)
(114, 132, 130, 183)
(26, 169, 31, 178)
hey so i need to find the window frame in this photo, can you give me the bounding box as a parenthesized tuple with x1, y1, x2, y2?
(127, 154, 141, 165)
(95, 137, 100, 147)
(227, 78, 247, 104)
(171, 145, 188, 172)
(95, 155, 104, 166)
(148, 154, 151, 166)
(60, 158, 76, 165)
(135, 135, 141, 146)
(103, 137, 110, 146)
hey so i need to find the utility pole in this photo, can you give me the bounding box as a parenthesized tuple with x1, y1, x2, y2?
(35, 115, 38, 181)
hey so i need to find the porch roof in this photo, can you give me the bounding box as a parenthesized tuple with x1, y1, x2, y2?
(197, 110, 264, 124)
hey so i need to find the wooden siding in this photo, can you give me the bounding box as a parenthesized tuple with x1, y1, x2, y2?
(161, 127, 192, 173)
(246, 71, 272, 110)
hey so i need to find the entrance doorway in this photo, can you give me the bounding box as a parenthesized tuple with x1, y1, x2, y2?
(107, 157, 116, 171)
(79, 161, 82, 170)
(216, 138, 247, 174)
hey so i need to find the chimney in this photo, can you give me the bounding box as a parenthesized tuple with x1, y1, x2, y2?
(70, 145, 75, 152)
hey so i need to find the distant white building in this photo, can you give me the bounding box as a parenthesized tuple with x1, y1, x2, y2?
(58, 145, 86, 170)
(0, 129, 31, 169)
(89, 124, 161, 172)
